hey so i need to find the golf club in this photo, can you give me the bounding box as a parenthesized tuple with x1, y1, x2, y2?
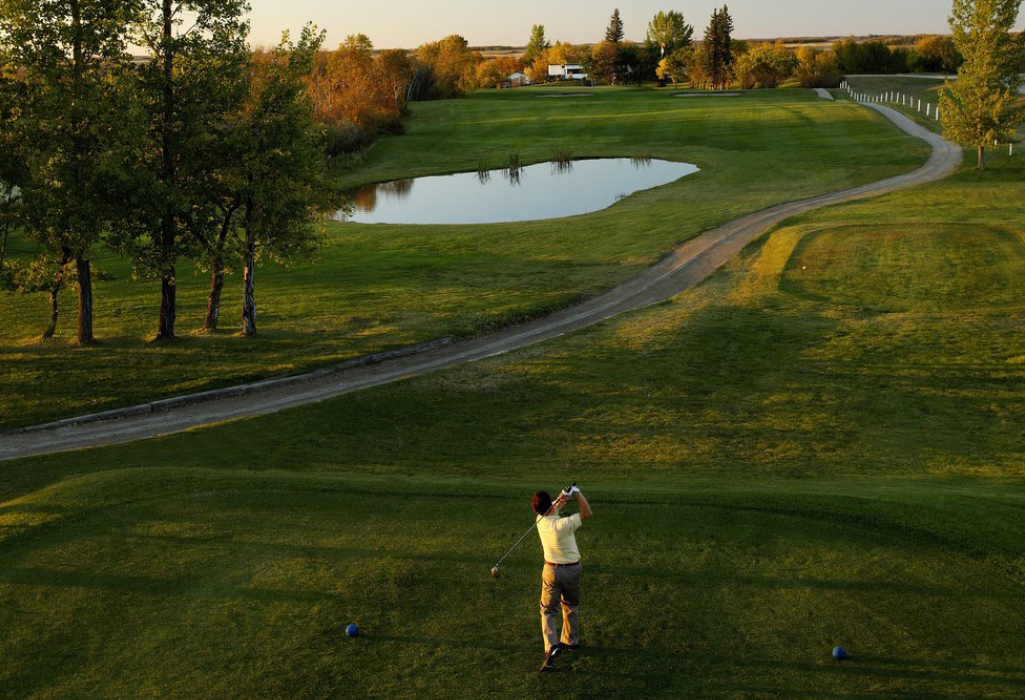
(491, 483, 577, 578)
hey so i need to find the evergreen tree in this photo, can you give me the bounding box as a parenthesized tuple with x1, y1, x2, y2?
(606, 9, 624, 44)
(702, 5, 735, 90)
(524, 24, 550, 66)
(940, 0, 1024, 169)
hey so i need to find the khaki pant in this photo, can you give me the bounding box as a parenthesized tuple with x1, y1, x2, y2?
(540, 563, 581, 652)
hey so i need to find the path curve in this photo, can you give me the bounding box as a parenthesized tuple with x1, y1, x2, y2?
(0, 103, 962, 462)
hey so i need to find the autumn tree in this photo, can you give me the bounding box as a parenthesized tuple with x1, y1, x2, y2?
(591, 41, 622, 84)
(376, 49, 413, 107)
(657, 46, 692, 87)
(795, 46, 841, 88)
(0, 0, 140, 344)
(415, 35, 478, 99)
(735, 42, 797, 89)
(606, 9, 625, 44)
(940, 0, 1025, 169)
(524, 24, 550, 65)
(913, 35, 964, 72)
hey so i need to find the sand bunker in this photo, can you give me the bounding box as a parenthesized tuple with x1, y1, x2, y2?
(673, 92, 742, 98)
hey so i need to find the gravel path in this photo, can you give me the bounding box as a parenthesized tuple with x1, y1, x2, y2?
(814, 88, 835, 101)
(0, 104, 962, 462)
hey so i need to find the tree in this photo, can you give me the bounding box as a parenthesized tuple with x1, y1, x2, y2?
(912, 36, 964, 73)
(796, 47, 842, 88)
(230, 27, 327, 336)
(376, 49, 413, 108)
(735, 42, 798, 89)
(606, 9, 625, 44)
(119, 0, 251, 341)
(702, 5, 735, 90)
(657, 46, 692, 87)
(475, 59, 505, 88)
(415, 35, 478, 99)
(590, 41, 622, 84)
(646, 11, 694, 58)
(524, 24, 550, 65)
(0, 0, 139, 344)
(940, 0, 1025, 169)
(0, 57, 25, 280)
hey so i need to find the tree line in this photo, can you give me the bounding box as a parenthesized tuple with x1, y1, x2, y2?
(0, 0, 330, 344)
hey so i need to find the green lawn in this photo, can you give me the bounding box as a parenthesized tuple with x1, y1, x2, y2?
(0, 86, 929, 429)
(2, 141, 1024, 697)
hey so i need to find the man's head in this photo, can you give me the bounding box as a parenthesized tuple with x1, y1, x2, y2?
(532, 490, 553, 516)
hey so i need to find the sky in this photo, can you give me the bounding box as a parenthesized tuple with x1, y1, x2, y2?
(244, 0, 1024, 49)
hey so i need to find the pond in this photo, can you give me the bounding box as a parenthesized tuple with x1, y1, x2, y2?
(334, 158, 699, 225)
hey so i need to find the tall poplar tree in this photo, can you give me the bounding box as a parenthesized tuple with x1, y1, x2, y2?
(524, 24, 550, 65)
(0, 0, 138, 344)
(647, 10, 694, 57)
(940, 0, 1024, 169)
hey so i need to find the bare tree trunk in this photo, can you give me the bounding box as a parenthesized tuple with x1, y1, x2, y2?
(155, 0, 177, 342)
(0, 218, 10, 274)
(242, 244, 257, 336)
(42, 289, 59, 339)
(156, 265, 176, 341)
(75, 255, 94, 345)
(204, 256, 225, 331)
(978, 144, 986, 170)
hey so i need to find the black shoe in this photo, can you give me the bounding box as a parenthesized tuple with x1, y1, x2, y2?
(539, 646, 561, 672)
(562, 644, 580, 652)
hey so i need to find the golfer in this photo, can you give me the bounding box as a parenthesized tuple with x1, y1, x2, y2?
(533, 485, 593, 672)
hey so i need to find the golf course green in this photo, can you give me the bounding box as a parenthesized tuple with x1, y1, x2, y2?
(3, 82, 1025, 696)
(0, 86, 930, 429)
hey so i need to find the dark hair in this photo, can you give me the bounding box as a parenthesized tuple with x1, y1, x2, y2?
(532, 491, 553, 516)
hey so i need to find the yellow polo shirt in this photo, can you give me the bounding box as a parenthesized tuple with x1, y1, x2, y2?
(537, 513, 583, 564)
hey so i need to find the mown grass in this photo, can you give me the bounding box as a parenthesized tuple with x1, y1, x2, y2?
(1, 142, 1023, 697)
(0, 86, 929, 429)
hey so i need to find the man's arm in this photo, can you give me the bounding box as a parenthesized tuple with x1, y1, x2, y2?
(576, 491, 593, 521)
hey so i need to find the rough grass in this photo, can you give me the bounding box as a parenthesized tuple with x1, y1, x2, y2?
(1, 140, 1024, 698)
(0, 86, 929, 429)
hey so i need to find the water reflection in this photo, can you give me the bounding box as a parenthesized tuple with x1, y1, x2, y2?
(335, 158, 699, 225)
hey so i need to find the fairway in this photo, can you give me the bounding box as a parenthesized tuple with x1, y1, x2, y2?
(2, 133, 1024, 697)
(0, 87, 929, 429)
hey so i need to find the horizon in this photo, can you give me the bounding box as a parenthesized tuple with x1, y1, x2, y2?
(245, 0, 1025, 50)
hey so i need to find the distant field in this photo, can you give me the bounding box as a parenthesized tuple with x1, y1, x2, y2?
(0, 87, 928, 429)
(2, 147, 1025, 698)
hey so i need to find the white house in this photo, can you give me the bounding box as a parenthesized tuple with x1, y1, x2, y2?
(548, 64, 588, 81)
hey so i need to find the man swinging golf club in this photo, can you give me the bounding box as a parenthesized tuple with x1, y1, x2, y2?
(535, 484, 592, 672)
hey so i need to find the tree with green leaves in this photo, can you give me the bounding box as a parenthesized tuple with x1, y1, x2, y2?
(702, 5, 735, 90)
(0, 0, 139, 344)
(646, 11, 693, 58)
(606, 9, 624, 44)
(524, 24, 550, 65)
(229, 26, 327, 336)
(940, 0, 1024, 169)
(0, 56, 25, 280)
(119, 0, 251, 341)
